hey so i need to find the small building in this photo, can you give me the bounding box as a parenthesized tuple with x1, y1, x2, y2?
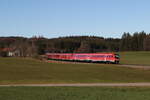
(0, 48, 20, 57)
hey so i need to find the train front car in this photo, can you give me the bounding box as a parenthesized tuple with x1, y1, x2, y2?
(90, 53, 120, 64)
(72, 53, 120, 64)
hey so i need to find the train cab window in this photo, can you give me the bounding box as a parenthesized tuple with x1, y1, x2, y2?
(115, 54, 120, 59)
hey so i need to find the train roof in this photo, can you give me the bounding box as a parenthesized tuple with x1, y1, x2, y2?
(46, 53, 117, 55)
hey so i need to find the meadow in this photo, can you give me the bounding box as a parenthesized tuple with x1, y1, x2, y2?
(1, 87, 150, 100)
(119, 51, 150, 65)
(0, 52, 150, 100)
(0, 51, 150, 84)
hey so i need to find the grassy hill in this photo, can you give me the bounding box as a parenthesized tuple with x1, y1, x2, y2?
(1, 52, 150, 100)
(0, 55, 150, 84)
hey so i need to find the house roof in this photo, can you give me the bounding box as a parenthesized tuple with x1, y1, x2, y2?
(0, 48, 13, 52)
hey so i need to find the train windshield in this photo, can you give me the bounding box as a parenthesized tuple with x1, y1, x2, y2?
(115, 54, 120, 59)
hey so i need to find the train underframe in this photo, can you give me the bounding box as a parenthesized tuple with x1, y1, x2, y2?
(47, 58, 119, 64)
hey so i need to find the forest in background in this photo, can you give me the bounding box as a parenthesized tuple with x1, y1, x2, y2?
(0, 31, 150, 57)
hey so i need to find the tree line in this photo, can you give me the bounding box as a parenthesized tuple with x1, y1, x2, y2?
(0, 31, 150, 57)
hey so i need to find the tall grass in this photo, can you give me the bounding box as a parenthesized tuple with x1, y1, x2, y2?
(0, 87, 150, 100)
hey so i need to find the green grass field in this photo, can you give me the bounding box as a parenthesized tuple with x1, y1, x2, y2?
(119, 51, 150, 65)
(0, 52, 150, 100)
(0, 54, 150, 84)
(1, 87, 150, 100)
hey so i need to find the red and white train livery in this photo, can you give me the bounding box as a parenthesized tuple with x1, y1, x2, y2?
(46, 53, 120, 64)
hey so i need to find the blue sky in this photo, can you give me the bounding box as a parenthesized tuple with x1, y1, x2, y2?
(0, 0, 149, 38)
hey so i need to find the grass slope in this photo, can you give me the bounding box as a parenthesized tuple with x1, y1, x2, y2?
(119, 51, 150, 65)
(1, 87, 150, 100)
(1, 57, 150, 84)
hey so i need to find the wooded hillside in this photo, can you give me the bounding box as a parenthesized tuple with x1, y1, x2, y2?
(0, 31, 150, 57)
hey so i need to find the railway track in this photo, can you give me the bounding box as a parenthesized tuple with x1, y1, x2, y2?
(45, 59, 150, 69)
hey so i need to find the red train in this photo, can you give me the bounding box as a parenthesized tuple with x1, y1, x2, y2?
(46, 53, 120, 64)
